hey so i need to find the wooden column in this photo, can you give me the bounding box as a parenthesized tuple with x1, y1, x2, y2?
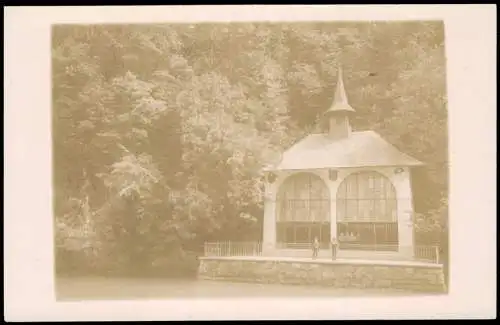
(328, 169, 340, 242)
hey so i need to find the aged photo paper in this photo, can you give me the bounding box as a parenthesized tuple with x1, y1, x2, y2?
(4, 4, 497, 321)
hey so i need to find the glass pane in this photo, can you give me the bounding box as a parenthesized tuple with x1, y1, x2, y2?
(388, 223, 398, 244)
(285, 225, 295, 243)
(337, 199, 346, 222)
(358, 199, 372, 221)
(390, 202, 398, 222)
(297, 201, 309, 222)
(276, 223, 284, 242)
(338, 222, 399, 250)
(322, 200, 330, 222)
(311, 179, 328, 199)
(357, 173, 368, 199)
(374, 223, 386, 242)
(284, 201, 290, 221)
(311, 200, 328, 222)
(374, 177, 385, 198)
(337, 182, 347, 199)
(345, 199, 358, 222)
(384, 178, 396, 199)
(358, 223, 375, 246)
(278, 173, 331, 223)
(310, 224, 320, 243)
(379, 200, 386, 220)
(309, 200, 318, 222)
(277, 201, 284, 222)
(297, 183, 309, 200)
(295, 226, 309, 243)
(348, 174, 356, 198)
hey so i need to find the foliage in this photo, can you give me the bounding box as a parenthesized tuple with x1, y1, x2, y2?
(52, 22, 448, 275)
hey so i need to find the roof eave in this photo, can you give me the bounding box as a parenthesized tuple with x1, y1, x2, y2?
(265, 161, 425, 172)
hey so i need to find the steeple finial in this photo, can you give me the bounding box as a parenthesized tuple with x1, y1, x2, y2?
(334, 64, 348, 105)
(323, 62, 354, 140)
(327, 64, 355, 113)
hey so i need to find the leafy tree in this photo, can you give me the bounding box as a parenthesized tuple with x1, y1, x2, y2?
(52, 21, 448, 275)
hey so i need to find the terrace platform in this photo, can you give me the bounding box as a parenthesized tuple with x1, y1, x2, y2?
(200, 255, 441, 267)
(198, 254, 446, 293)
(265, 248, 430, 262)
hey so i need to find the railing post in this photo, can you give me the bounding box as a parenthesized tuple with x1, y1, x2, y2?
(435, 245, 440, 264)
(228, 241, 232, 256)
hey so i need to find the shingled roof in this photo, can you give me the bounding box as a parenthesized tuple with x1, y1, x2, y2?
(265, 130, 423, 171)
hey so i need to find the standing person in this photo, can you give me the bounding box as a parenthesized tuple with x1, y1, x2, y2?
(331, 236, 338, 260)
(312, 237, 320, 259)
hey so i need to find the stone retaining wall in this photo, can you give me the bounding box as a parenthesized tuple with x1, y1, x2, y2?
(198, 258, 446, 293)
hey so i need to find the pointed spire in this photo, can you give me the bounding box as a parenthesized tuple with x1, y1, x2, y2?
(326, 64, 355, 114)
(333, 65, 348, 105)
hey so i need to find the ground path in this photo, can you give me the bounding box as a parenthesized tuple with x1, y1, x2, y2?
(56, 276, 441, 300)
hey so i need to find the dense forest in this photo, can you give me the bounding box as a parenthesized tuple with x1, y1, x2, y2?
(53, 21, 448, 276)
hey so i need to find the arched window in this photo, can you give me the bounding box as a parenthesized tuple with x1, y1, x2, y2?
(336, 171, 398, 251)
(276, 173, 330, 249)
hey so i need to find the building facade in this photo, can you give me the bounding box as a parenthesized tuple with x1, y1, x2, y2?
(262, 67, 423, 259)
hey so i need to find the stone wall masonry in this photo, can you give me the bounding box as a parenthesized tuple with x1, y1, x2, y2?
(198, 257, 446, 293)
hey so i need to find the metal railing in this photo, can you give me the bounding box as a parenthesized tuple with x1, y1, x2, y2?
(337, 243, 439, 263)
(338, 243, 399, 251)
(203, 241, 441, 264)
(415, 245, 440, 263)
(204, 241, 263, 257)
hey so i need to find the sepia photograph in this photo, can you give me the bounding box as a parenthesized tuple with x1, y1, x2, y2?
(4, 4, 496, 321)
(53, 20, 449, 300)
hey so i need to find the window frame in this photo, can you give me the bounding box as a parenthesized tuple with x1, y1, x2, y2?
(336, 171, 399, 250)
